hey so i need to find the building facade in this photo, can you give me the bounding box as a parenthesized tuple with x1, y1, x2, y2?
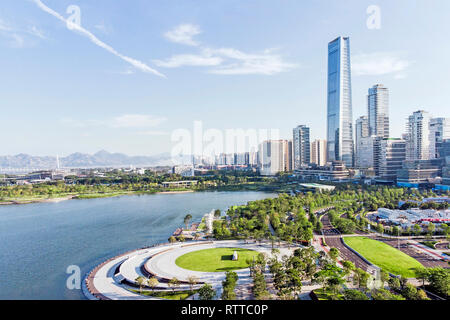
(356, 136, 378, 169)
(292, 125, 310, 169)
(355, 116, 369, 168)
(429, 117, 450, 159)
(326, 36, 354, 168)
(406, 110, 432, 161)
(258, 140, 291, 176)
(368, 84, 390, 138)
(374, 138, 406, 181)
(311, 139, 327, 166)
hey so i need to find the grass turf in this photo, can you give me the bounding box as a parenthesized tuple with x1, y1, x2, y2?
(344, 236, 423, 278)
(131, 289, 195, 300)
(175, 247, 259, 272)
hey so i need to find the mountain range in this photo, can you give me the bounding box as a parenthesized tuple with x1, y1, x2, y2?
(0, 150, 174, 171)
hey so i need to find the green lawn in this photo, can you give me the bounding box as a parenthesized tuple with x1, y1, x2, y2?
(344, 237, 423, 278)
(131, 289, 195, 300)
(175, 247, 259, 272)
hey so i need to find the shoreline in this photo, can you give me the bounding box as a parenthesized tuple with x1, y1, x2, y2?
(0, 189, 261, 206)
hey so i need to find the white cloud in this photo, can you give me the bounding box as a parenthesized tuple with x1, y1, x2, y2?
(61, 114, 167, 129)
(164, 24, 201, 46)
(0, 19, 12, 32)
(207, 48, 297, 75)
(153, 53, 223, 68)
(158, 24, 297, 76)
(31, 0, 165, 77)
(137, 130, 169, 136)
(110, 114, 167, 128)
(352, 52, 412, 77)
(28, 25, 46, 39)
(0, 19, 43, 47)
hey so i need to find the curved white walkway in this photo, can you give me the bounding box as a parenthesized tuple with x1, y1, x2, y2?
(84, 240, 300, 300)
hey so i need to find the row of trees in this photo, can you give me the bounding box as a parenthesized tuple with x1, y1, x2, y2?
(221, 271, 239, 300)
(248, 253, 270, 299)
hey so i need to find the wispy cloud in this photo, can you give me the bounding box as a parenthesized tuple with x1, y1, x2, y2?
(154, 53, 223, 68)
(352, 52, 412, 77)
(164, 24, 201, 46)
(110, 114, 167, 128)
(207, 48, 297, 75)
(0, 18, 44, 47)
(158, 24, 297, 75)
(137, 130, 169, 136)
(61, 114, 167, 129)
(27, 25, 46, 39)
(31, 0, 165, 77)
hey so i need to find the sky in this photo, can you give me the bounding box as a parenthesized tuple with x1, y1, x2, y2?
(0, 0, 449, 157)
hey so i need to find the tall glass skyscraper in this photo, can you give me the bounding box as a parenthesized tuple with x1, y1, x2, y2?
(326, 37, 354, 168)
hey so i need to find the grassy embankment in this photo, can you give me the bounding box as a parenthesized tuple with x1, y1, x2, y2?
(344, 236, 423, 278)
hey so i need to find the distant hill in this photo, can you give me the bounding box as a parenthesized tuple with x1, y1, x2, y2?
(0, 150, 174, 171)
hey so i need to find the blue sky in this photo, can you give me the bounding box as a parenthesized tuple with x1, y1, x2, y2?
(0, 0, 449, 156)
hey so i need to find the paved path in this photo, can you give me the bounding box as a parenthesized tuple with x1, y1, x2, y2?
(84, 240, 301, 300)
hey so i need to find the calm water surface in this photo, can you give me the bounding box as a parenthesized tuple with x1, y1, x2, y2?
(0, 191, 275, 299)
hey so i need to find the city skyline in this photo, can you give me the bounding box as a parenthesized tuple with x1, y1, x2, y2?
(1, 1, 450, 157)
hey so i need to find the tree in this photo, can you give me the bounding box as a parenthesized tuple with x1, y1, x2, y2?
(169, 236, 176, 244)
(371, 288, 405, 300)
(187, 275, 199, 292)
(380, 269, 390, 286)
(413, 224, 421, 236)
(184, 214, 193, 230)
(221, 271, 238, 300)
(147, 277, 159, 292)
(135, 276, 146, 293)
(426, 267, 450, 297)
(271, 248, 280, 258)
(376, 223, 384, 234)
(388, 277, 401, 292)
(198, 283, 216, 300)
(427, 222, 435, 236)
(415, 268, 430, 287)
(168, 277, 180, 293)
(328, 247, 340, 262)
(343, 289, 369, 300)
(342, 260, 356, 282)
(353, 268, 370, 290)
(214, 209, 221, 218)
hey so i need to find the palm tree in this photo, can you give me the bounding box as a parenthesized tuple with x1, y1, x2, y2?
(169, 277, 180, 293)
(147, 277, 159, 293)
(135, 276, 146, 293)
(187, 275, 199, 292)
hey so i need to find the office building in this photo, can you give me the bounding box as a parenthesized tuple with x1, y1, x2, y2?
(374, 138, 406, 181)
(311, 139, 327, 166)
(292, 125, 310, 169)
(397, 159, 443, 185)
(258, 140, 291, 176)
(368, 84, 390, 138)
(326, 36, 354, 168)
(355, 116, 370, 168)
(356, 136, 378, 169)
(429, 117, 450, 159)
(406, 110, 432, 161)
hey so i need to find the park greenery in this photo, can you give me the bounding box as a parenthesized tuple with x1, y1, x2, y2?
(344, 237, 423, 278)
(221, 271, 239, 300)
(175, 248, 259, 272)
(212, 185, 449, 244)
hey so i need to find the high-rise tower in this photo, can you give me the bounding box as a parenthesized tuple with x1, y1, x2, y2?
(326, 37, 354, 167)
(292, 125, 310, 169)
(368, 84, 389, 138)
